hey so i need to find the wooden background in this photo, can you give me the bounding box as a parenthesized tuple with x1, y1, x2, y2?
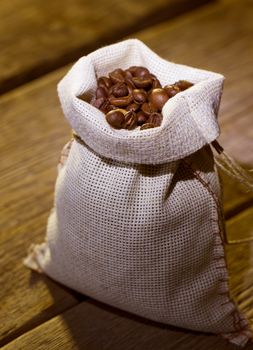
(1, 0, 253, 349)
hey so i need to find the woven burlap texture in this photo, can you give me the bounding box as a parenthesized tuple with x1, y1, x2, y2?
(24, 39, 252, 347)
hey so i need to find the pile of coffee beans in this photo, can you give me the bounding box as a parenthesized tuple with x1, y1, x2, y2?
(80, 66, 193, 130)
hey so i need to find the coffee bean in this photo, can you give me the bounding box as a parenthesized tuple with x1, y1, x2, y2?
(141, 102, 158, 116)
(98, 76, 112, 89)
(124, 111, 138, 130)
(152, 78, 162, 89)
(140, 123, 155, 130)
(109, 69, 125, 84)
(148, 112, 163, 127)
(125, 78, 135, 91)
(91, 66, 194, 131)
(91, 97, 105, 109)
(134, 67, 150, 78)
(106, 109, 126, 129)
(109, 94, 133, 107)
(132, 77, 153, 89)
(128, 66, 150, 78)
(136, 111, 148, 125)
(132, 89, 147, 104)
(124, 70, 133, 79)
(148, 88, 169, 111)
(164, 85, 180, 97)
(126, 103, 140, 112)
(112, 83, 129, 97)
(99, 100, 111, 113)
(128, 66, 139, 74)
(175, 80, 193, 91)
(102, 103, 118, 113)
(96, 86, 108, 99)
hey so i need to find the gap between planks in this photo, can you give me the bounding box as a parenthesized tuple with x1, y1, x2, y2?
(0, 0, 214, 95)
(1, 0, 253, 347)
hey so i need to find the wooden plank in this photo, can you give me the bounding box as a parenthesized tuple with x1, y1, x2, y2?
(2, 211, 253, 350)
(0, 75, 251, 346)
(226, 207, 253, 322)
(0, 74, 80, 347)
(226, 206, 253, 244)
(1, 0, 253, 346)
(0, 0, 213, 94)
(134, 0, 253, 214)
(222, 172, 253, 220)
(0, 300, 235, 350)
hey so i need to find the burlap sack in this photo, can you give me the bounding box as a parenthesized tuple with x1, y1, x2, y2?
(24, 39, 252, 346)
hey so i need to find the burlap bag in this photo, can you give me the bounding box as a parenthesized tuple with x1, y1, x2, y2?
(24, 39, 252, 346)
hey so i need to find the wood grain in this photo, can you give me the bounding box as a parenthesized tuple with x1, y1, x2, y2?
(0, 73, 83, 347)
(0, 300, 240, 350)
(0, 0, 213, 94)
(2, 209, 253, 350)
(226, 206, 253, 244)
(134, 0, 253, 213)
(226, 208, 253, 327)
(1, 0, 253, 347)
(135, 0, 253, 159)
(0, 67, 251, 346)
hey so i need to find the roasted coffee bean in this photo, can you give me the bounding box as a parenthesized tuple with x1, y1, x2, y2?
(132, 77, 153, 89)
(99, 100, 110, 113)
(126, 103, 140, 112)
(152, 78, 162, 89)
(91, 97, 106, 109)
(134, 67, 150, 78)
(109, 94, 133, 107)
(136, 111, 148, 125)
(124, 111, 138, 130)
(128, 66, 150, 77)
(148, 88, 169, 111)
(132, 89, 147, 104)
(109, 69, 125, 84)
(125, 78, 135, 91)
(98, 76, 112, 89)
(102, 103, 119, 113)
(175, 80, 193, 91)
(96, 86, 108, 99)
(112, 83, 129, 97)
(148, 112, 163, 127)
(141, 102, 158, 116)
(92, 66, 194, 131)
(140, 123, 155, 130)
(128, 66, 138, 74)
(124, 70, 133, 79)
(106, 109, 126, 129)
(164, 85, 180, 97)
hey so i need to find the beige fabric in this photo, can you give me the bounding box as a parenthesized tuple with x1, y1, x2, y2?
(24, 39, 251, 347)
